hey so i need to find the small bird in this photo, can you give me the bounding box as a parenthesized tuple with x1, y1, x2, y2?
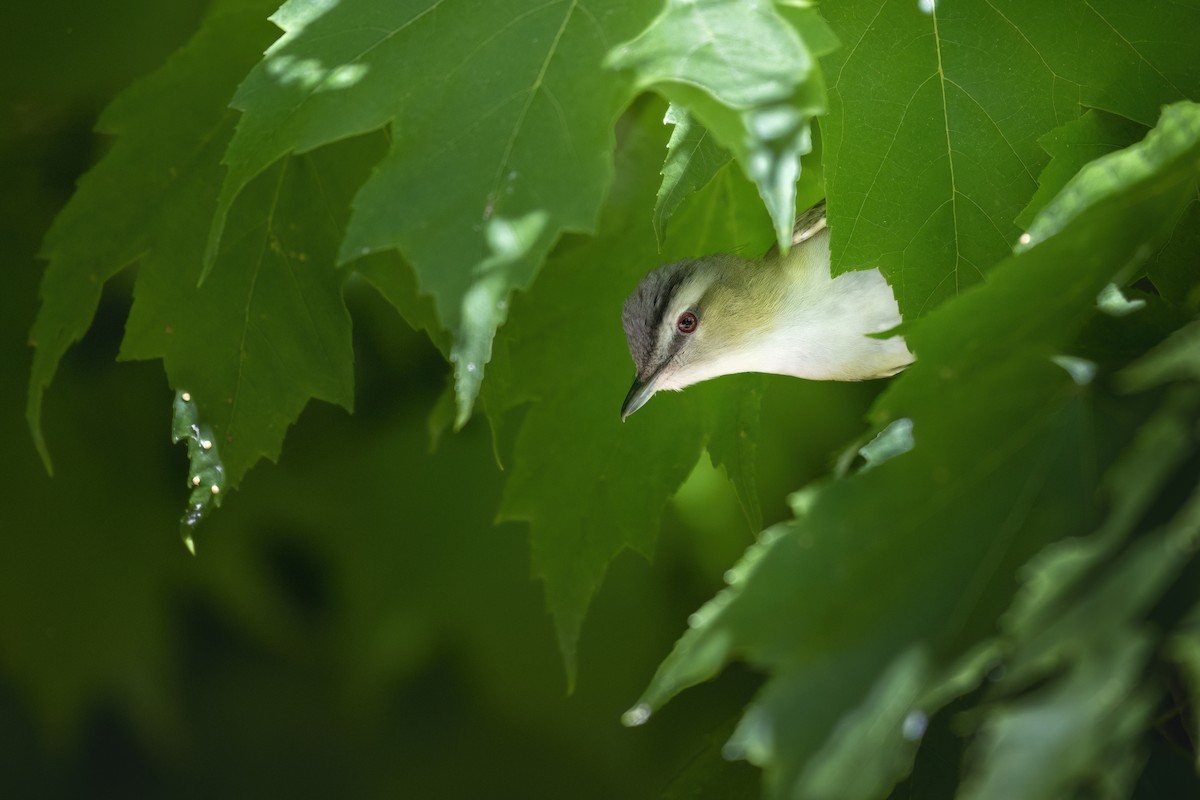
(621, 200, 913, 418)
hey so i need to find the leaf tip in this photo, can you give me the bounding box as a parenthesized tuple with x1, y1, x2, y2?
(25, 384, 54, 477)
(621, 703, 652, 727)
(172, 390, 227, 544)
(199, 189, 236, 287)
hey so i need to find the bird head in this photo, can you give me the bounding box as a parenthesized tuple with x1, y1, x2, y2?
(620, 255, 753, 419)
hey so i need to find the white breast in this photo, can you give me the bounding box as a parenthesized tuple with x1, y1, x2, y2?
(691, 232, 913, 385)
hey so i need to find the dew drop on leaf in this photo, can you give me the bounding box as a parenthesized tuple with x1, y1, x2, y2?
(621, 704, 651, 727)
(901, 710, 928, 741)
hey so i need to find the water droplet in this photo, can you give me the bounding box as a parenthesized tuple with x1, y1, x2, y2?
(210, 485, 220, 495)
(507, 170, 518, 180)
(201, 440, 213, 450)
(465, 362, 477, 373)
(360, 246, 370, 256)
(1018, 232, 1031, 246)
(496, 299, 508, 312)
(621, 704, 651, 727)
(902, 710, 928, 741)
(191, 476, 201, 487)
(723, 569, 736, 584)
(184, 503, 204, 528)
(918, 0, 936, 12)
(181, 391, 191, 402)
(687, 612, 702, 628)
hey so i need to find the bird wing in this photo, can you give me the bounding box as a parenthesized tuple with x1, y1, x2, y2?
(763, 199, 827, 259)
(791, 198, 827, 245)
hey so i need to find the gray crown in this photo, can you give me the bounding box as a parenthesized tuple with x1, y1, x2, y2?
(622, 260, 692, 376)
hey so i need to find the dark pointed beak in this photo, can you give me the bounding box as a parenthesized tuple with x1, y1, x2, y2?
(621, 374, 658, 420)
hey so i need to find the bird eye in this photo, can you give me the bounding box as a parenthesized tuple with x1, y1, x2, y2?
(677, 311, 698, 334)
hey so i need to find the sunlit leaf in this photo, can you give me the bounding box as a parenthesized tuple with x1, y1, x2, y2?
(609, 0, 837, 249)
(821, 0, 1200, 318)
(207, 0, 658, 425)
(653, 106, 732, 247)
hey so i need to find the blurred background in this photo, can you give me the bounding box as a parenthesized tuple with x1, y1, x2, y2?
(0, 2, 887, 796)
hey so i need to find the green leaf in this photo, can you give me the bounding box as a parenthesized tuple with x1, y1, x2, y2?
(820, 0, 1200, 318)
(120, 134, 382, 495)
(1015, 110, 1146, 229)
(629, 102, 1200, 799)
(171, 389, 226, 554)
(609, 0, 837, 250)
(1121, 318, 1200, 391)
(661, 716, 762, 798)
(1169, 608, 1200, 775)
(964, 636, 1156, 800)
(702, 375, 765, 533)
(26, 0, 280, 472)
(792, 647, 933, 798)
(1021, 103, 1200, 251)
(652, 105, 733, 247)
(856, 417, 913, 473)
(206, 0, 657, 427)
(1146, 195, 1200, 311)
(964, 480, 1200, 800)
(490, 105, 778, 683)
(958, 384, 1200, 800)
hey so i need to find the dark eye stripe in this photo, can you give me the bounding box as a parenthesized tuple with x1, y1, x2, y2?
(651, 269, 688, 336)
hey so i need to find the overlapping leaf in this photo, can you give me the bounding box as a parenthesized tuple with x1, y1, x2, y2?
(27, 0, 397, 543)
(1016, 110, 1146, 229)
(652, 106, 732, 247)
(120, 135, 384, 494)
(628, 103, 1200, 799)
(821, 0, 1200, 318)
(608, 0, 837, 249)
(26, 0, 279, 471)
(958, 383, 1200, 800)
(488, 104, 792, 682)
(206, 0, 658, 426)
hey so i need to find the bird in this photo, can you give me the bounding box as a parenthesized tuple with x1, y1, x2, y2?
(620, 200, 914, 419)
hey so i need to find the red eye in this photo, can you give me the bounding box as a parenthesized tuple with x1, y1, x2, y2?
(677, 311, 698, 334)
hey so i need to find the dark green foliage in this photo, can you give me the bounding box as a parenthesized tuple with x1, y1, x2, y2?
(12, 0, 1200, 797)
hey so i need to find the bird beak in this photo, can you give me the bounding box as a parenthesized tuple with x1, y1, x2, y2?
(621, 374, 659, 420)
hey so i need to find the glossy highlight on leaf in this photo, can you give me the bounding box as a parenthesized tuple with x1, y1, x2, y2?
(653, 105, 732, 247)
(609, 0, 837, 250)
(207, 0, 658, 426)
